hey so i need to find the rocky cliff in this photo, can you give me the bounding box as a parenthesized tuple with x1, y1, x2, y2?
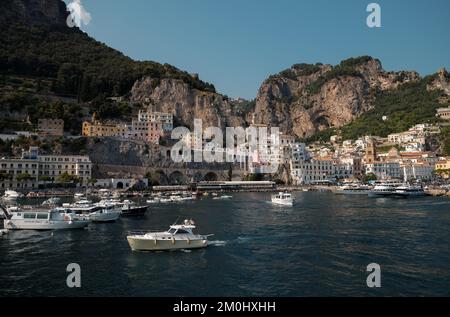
(254, 56, 420, 138)
(0, 0, 68, 25)
(130, 77, 246, 129)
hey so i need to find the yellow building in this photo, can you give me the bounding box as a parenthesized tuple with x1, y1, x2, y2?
(435, 157, 450, 179)
(82, 121, 128, 138)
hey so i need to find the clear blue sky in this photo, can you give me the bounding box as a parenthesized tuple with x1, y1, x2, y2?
(70, 0, 450, 99)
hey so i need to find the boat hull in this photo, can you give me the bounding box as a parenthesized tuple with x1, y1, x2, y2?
(392, 192, 426, 198)
(368, 191, 394, 198)
(127, 236, 208, 251)
(89, 212, 120, 223)
(3, 219, 90, 230)
(121, 206, 148, 217)
(271, 200, 294, 206)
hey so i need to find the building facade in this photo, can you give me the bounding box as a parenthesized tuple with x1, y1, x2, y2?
(38, 119, 64, 137)
(365, 162, 401, 180)
(0, 147, 92, 189)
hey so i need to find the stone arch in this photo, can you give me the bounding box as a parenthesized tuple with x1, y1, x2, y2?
(203, 172, 219, 182)
(153, 170, 169, 186)
(116, 182, 124, 189)
(169, 171, 188, 185)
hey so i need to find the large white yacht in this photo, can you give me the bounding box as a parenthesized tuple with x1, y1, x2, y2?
(3, 207, 90, 230)
(393, 184, 426, 197)
(368, 181, 402, 198)
(271, 192, 294, 206)
(127, 219, 210, 251)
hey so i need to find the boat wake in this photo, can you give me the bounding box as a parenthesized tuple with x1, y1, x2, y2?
(208, 240, 227, 247)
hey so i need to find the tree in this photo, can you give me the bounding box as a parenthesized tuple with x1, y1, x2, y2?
(16, 173, 34, 182)
(0, 171, 13, 181)
(38, 175, 52, 182)
(244, 173, 263, 181)
(363, 173, 377, 183)
(57, 172, 80, 184)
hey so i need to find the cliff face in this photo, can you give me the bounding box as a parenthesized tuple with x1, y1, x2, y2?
(130, 77, 246, 129)
(254, 57, 420, 138)
(427, 68, 450, 96)
(0, 0, 68, 25)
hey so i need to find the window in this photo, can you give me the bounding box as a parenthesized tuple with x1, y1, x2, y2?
(24, 213, 36, 219)
(37, 213, 48, 220)
(176, 229, 189, 234)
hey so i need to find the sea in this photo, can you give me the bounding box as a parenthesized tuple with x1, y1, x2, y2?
(1, 192, 450, 296)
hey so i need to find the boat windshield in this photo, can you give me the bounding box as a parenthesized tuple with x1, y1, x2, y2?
(168, 228, 176, 234)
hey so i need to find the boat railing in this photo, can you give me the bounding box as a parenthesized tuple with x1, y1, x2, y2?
(128, 230, 166, 236)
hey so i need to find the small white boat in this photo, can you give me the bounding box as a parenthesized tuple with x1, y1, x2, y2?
(127, 219, 211, 251)
(0, 228, 8, 236)
(89, 204, 121, 222)
(3, 207, 90, 230)
(271, 192, 294, 206)
(42, 197, 62, 206)
(2, 190, 23, 202)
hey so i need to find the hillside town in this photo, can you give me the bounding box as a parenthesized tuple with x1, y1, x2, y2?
(1, 104, 450, 191)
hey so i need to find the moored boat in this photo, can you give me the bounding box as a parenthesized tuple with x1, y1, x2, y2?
(368, 181, 402, 198)
(393, 184, 426, 198)
(1, 190, 23, 202)
(89, 204, 121, 222)
(3, 207, 90, 230)
(120, 200, 148, 217)
(334, 184, 371, 195)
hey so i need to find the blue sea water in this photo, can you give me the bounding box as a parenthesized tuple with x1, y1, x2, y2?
(1, 192, 449, 296)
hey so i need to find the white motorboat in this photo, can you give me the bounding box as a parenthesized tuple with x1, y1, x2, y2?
(89, 204, 121, 222)
(271, 192, 294, 206)
(393, 184, 426, 198)
(3, 207, 90, 230)
(120, 200, 148, 217)
(368, 182, 402, 198)
(127, 219, 211, 251)
(334, 184, 371, 195)
(2, 190, 23, 202)
(42, 197, 62, 206)
(0, 228, 8, 236)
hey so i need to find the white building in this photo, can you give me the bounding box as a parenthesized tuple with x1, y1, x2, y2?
(0, 147, 92, 189)
(291, 158, 334, 185)
(365, 162, 401, 180)
(400, 162, 434, 181)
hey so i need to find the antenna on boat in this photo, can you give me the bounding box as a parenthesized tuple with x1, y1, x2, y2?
(172, 216, 180, 226)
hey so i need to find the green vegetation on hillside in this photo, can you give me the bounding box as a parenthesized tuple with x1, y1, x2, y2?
(0, 22, 216, 102)
(340, 79, 445, 140)
(305, 56, 373, 95)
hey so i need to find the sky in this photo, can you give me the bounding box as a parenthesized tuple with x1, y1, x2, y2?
(66, 0, 450, 99)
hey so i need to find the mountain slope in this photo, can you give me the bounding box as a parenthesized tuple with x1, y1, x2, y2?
(0, 0, 216, 102)
(254, 56, 422, 138)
